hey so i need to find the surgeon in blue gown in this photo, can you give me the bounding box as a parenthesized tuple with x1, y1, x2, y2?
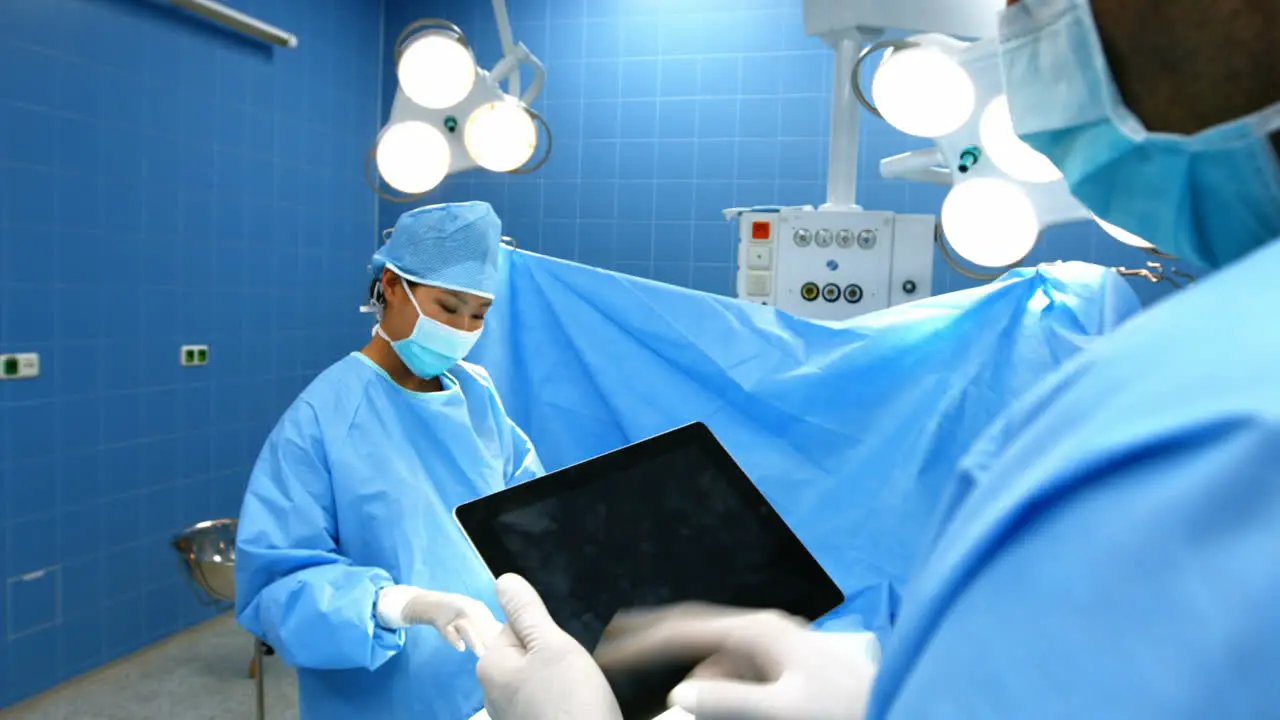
(468, 0, 1280, 718)
(235, 201, 543, 720)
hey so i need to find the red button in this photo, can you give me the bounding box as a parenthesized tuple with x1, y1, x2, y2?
(751, 221, 771, 240)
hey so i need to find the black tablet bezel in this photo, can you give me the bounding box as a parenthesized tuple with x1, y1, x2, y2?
(454, 421, 845, 624)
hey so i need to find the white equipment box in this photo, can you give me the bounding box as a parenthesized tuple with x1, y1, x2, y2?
(734, 207, 936, 321)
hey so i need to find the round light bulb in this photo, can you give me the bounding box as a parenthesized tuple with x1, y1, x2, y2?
(871, 46, 975, 138)
(397, 33, 476, 109)
(1095, 215, 1153, 248)
(941, 179, 1040, 267)
(375, 121, 450, 195)
(979, 96, 1063, 184)
(464, 101, 537, 172)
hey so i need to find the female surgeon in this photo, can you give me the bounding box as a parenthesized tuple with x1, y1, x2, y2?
(472, 0, 1280, 718)
(235, 201, 544, 720)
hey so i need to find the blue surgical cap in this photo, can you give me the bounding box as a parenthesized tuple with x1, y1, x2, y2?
(372, 201, 503, 298)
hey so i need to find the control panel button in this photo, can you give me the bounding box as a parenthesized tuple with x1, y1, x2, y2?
(814, 229, 833, 248)
(746, 271, 771, 296)
(751, 221, 772, 241)
(747, 246, 772, 270)
(836, 229, 854, 248)
(793, 229, 812, 247)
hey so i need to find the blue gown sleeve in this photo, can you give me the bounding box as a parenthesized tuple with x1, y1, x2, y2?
(504, 418, 544, 487)
(463, 360, 544, 487)
(234, 400, 406, 671)
(877, 415, 1280, 718)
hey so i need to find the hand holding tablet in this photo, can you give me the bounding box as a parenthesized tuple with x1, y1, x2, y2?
(457, 423, 844, 719)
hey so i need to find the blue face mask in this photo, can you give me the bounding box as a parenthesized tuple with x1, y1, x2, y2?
(998, 0, 1280, 269)
(377, 276, 481, 380)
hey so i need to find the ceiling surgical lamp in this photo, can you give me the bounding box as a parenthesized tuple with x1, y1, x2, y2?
(368, 4, 552, 202)
(397, 23, 477, 110)
(727, 0, 1175, 323)
(857, 35, 1156, 272)
(862, 34, 975, 139)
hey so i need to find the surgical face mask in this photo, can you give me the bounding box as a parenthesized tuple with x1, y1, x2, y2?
(377, 276, 480, 379)
(998, 0, 1280, 269)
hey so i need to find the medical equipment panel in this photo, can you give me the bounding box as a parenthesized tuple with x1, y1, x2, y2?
(735, 208, 935, 320)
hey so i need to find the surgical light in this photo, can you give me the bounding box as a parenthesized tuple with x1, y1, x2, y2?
(465, 100, 538, 172)
(367, 3, 551, 202)
(865, 38, 1108, 271)
(397, 29, 476, 110)
(941, 178, 1039, 268)
(979, 95, 1063, 184)
(1095, 215, 1154, 249)
(863, 36, 975, 139)
(376, 121, 451, 196)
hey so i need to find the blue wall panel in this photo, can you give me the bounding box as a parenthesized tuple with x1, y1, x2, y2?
(0, 0, 382, 707)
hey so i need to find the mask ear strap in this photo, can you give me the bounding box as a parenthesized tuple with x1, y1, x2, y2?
(399, 275, 428, 317)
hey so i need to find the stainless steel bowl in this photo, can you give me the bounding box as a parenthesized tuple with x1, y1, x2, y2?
(172, 518, 238, 605)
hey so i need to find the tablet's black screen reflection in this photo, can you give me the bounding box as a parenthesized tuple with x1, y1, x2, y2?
(491, 443, 799, 650)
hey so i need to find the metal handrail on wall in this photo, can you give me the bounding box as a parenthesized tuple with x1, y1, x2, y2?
(171, 0, 298, 48)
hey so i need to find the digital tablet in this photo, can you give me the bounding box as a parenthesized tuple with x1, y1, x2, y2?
(455, 422, 844, 719)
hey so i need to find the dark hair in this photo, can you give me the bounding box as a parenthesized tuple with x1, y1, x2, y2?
(368, 272, 420, 307)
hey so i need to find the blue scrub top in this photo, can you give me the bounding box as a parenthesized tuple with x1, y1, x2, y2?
(235, 354, 543, 720)
(870, 238, 1280, 718)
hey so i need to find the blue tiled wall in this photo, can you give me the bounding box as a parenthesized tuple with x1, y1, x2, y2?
(0, 0, 382, 707)
(380, 0, 1185, 303)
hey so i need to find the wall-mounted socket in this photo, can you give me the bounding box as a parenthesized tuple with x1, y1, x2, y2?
(180, 345, 210, 367)
(0, 352, 40, 380)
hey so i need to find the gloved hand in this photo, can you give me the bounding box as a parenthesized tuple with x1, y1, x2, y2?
(594, 603, 881, 720)
(476, 574, 623, 720)
(376, 585, 504, 656)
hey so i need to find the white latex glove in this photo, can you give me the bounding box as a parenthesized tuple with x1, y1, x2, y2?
(476, 574, 623, 720)
(594, 603, 881, 720)
(376, 585, 504, 656)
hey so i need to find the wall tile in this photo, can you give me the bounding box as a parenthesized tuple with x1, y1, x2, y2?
(0, 0, 379, 704)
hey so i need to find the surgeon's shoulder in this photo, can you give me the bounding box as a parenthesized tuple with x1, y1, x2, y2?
(451, 360, 504, 400)
(875, 251, 1280, 719)
(451, 361, 517, 415)
(452, 360, 496, 388)
(274, 354, 379, 437)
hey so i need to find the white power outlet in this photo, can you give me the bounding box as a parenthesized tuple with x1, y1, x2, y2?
(0, 352, 40, 380)
(180, 345, 210, 367)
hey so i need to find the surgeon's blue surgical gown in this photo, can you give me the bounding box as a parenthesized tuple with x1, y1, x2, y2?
(235, 354, 543, 720)
(869, 239, 1280, 718)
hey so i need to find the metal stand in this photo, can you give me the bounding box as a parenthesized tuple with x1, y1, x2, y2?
(172, 521, 267, 719)
(247, 638, 268, 720)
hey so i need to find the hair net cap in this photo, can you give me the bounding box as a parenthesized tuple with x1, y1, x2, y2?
(372, 201, 503, 298)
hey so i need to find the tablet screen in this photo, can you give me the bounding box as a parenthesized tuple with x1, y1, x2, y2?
(489, 438, 827, 642)
(456, 424, 843, 718)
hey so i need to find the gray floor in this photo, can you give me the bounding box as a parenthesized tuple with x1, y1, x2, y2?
(0, 616, 298, 720)
(0, 617, 695, 720)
